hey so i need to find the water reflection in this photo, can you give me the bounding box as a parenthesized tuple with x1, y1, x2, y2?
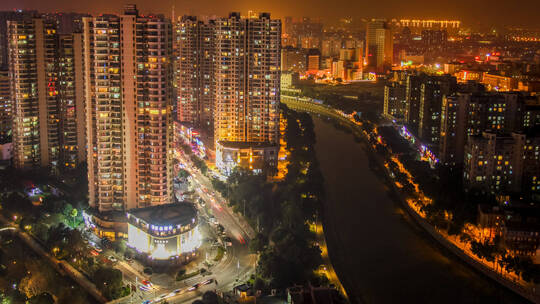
(312, 116, 528, 304)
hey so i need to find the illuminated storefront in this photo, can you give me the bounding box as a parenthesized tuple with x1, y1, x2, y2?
(126, 203, 201, 260)
(174, 121, 207, 158)
(83, 210, 127, 241)
(216, 141, 278, 176)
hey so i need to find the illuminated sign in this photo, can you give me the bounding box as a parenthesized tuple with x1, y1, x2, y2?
(127, 224, 201, 260)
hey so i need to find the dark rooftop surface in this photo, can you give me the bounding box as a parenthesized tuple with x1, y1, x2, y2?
(218, 141, 277, 149)
(128, 202, 197, 226)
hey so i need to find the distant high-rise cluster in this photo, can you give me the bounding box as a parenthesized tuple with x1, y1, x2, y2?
(385, 70, 540, 197)
(282, 17, 322, 49)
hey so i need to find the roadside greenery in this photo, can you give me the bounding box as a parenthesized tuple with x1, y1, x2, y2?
(176, 269, 200, 281)
(0, 165, 129, 300)
(213, 106, 326, 289)
(0, 236, 91, 303)
(214, 247, 225, 262)
(179, 141, 208, 174)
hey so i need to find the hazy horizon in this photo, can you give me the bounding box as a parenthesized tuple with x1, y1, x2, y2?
(0, 0, 539, 29)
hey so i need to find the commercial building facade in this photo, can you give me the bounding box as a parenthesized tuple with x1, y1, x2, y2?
(127, 203, 200, 260)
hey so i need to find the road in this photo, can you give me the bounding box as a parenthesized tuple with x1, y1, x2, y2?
(111, 149, 256, 304)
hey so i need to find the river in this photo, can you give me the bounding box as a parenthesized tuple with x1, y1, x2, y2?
(312, 115, 529, 304)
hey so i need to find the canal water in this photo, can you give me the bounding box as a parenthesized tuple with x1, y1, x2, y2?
(312, 116, 528, 304)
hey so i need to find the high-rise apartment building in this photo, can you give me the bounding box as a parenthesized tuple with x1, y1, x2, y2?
(58, 33, 86, 168)
(0, 69, 10, 141)
(281, 46, 307, 73)
(321, 36, 342, 58)
(383, 82, 406, 120)
(8, 17, 87, 170)
(405, 74, 424, 133)
(440, 92, 529, 166)
(83, 5, 173, 218)
(0, 11, 38, 70)
(418, 75, 457, 147)
(292, 17, 322, 49)
(366, 19, 393, 73)
(439, 94, 463, 166)
(522, 132, 540, 198)
(213, 12, 281, 174)
(522, 98, 540, 129)
(281, 16, 293, 46)
(8, 18, 61, 169)
(463, 132, 525, 193)
(175, 16, 214, 129)
(421, 30, 447, 50)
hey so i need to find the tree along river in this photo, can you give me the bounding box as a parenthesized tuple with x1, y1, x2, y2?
(312, 115, 529, 304)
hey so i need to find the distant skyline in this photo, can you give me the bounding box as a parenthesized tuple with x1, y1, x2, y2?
(1, 0, 540, 28)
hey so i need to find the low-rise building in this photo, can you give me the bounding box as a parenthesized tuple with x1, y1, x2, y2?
(126, 203, 200, 260)
(0, 141, 11, 161)
(482, 73, 518, 91)
(216, 141, 278, 175)
(502, 221, 540, 257)
(287, 285, 341, 304)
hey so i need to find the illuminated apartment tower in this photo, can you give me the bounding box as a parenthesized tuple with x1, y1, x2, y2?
(175, 16, 214, 129)
(83, 5, 173, 213)
(214, 12, 280, 143)
(0, 69, 10, 140)
(366, 19, 393, 73)
(8, 18, 60, 168)
(213, 13, 281, 173)
(58, 33, 86, 167)
(439, 92, 526, 167)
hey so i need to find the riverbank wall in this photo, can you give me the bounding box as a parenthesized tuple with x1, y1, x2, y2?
(283, 97, 539, 304)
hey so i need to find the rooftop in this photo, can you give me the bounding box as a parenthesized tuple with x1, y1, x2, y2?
(218, 141, 277, 149)
(128, 202, 197, 226)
